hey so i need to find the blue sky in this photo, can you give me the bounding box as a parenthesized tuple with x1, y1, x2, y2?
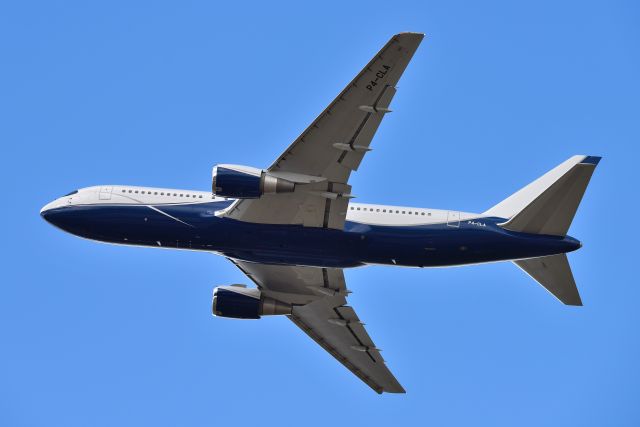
(1, 1, 638, 425)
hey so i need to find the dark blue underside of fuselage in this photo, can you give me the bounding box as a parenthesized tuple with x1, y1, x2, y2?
(42, 201, 581, 268)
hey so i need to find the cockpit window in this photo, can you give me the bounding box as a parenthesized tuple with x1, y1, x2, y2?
(63, 190, 78, 196)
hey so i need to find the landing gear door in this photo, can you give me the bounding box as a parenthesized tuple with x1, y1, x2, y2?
(447, 211, 460, 227)
(99, 186, 113, 200)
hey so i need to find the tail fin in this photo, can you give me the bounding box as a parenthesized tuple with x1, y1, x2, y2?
(484, 155, 601, 236)
(514, 254, 582, 305)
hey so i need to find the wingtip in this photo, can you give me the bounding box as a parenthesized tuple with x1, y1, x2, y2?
(564, 296, 584, 306)
(384, 386, 407, 394)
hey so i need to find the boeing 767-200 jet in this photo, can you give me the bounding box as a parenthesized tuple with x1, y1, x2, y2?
(41, 33, 600, 393)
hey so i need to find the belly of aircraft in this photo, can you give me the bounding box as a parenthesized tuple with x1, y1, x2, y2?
(43, 203, 579, 269)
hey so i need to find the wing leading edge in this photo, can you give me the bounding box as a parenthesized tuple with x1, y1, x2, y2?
(269, 32, 425, 182)
(221, 33, 424, 229)
(228, 259, 405, 393)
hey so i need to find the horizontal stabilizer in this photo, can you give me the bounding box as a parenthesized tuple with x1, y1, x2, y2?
(514, 254, 582, 306)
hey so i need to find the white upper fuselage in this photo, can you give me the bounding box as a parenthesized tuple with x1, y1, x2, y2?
(41, 185, 481, 227)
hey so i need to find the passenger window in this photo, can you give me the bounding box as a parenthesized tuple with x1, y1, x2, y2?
(402, 211, 405, 214)
(199, 195, 203, 198)
(135, 190, 139, 194)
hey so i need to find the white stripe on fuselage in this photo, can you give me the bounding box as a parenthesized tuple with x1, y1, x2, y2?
(64, 185, 482, 227)
(345, 203, 480, 226)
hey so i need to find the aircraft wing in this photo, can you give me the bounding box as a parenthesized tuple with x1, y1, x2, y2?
(229, 259, 405, 393)
(221, 33, 424, 229)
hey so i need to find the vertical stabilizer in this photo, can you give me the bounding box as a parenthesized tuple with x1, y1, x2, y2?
(484, 155, 601, 236)
(514, 254, 582, 306)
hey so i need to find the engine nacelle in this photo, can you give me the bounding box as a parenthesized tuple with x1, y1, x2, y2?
(212, 164, 295, 199)
(212, 285, 292, 319)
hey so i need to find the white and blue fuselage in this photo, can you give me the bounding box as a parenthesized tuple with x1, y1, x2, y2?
(37, 33, 600, 394)
(40, 185, 581, 269)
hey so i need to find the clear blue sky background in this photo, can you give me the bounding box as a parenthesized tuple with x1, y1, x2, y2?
(1, 1, 638, 426)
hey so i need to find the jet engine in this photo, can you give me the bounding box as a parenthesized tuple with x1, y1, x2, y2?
(211, 164, 295, 199)
(212, 285, 292, 319)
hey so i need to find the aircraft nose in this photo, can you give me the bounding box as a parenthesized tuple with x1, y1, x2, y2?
(39, 194, 93, 238)
(40, 197, 69, 224)
(40, 201, 59, 226)
(40, 200, 57, 217)
(39, 201, 77, 234)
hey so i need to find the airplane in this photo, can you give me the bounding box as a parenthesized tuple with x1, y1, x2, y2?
(40, 33, 601, 394)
